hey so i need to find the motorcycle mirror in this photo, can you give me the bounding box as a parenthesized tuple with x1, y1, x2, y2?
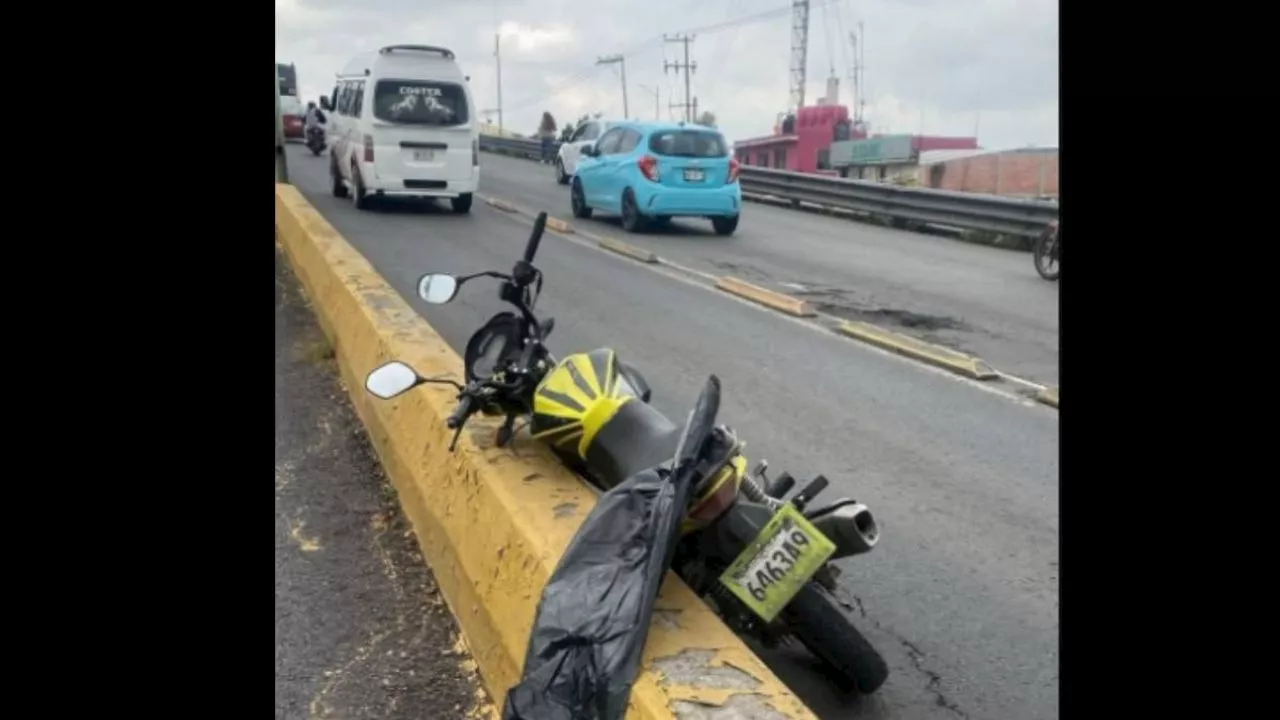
(542, 316, 555, 339)
(417, 273, 460, 304)
(365, 361, 422, 400)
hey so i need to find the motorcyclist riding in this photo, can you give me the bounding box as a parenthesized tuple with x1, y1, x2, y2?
(304, 102, 326, 136)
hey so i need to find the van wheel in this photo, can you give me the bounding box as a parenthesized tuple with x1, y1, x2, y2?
(330, 156, 348, 198)
(555, 159, 569, 185)
(352, 162, 372, 211)
(451, 193, 473, 214)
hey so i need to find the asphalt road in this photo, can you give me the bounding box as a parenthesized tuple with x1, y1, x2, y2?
(284, 144, 1060, 720)
(478, 151, 1059, 387)
(275, 246, 485, 720)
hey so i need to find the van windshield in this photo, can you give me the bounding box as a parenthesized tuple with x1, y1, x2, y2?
(373, 80, 469, 126)
(648, 130, 728, 158)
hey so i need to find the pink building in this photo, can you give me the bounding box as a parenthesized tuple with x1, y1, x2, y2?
(733, 105, 865, 175)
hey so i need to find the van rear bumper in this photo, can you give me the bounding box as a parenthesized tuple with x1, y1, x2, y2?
(360, 163, 479, 198)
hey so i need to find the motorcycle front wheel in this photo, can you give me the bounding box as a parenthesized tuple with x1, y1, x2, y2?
(782, 581, 889, 694)
(1033, 230, 1060, 281)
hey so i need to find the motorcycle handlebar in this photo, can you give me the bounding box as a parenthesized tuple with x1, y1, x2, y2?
(446, 393, 475, 429)
(524, 212, 547, 263)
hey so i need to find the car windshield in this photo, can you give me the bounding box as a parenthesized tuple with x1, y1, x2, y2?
(373, 80, 469, 126)
(648, 130, 728, 158)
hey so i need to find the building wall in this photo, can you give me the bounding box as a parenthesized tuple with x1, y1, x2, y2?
(920, 151, 1059, 198)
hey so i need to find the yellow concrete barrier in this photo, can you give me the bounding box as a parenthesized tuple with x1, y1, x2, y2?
(274, 184, 816, 720)
(597, 235, 660, 264)
(714, 276, 817, 317)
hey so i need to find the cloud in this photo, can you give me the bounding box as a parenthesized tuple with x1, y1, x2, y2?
(276, 0, 1057, 149)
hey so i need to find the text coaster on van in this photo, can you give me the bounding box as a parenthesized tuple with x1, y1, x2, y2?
(324, 45, 480, 214)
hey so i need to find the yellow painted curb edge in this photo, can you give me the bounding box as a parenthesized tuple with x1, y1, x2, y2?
(714, 276, 817, 317)
(1036, 386, 1059, 408)
(274, 184, 816, 720)
(485, 197, 518, 212)
(545, 217, 575, 234)
(836, 320, 997, 380)
(597, 235, 659, 264)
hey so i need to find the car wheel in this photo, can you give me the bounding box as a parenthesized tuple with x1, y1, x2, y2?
(620, 189, 647, 233)
(571, 178, 593, 219)
(711, 215, 739, 236)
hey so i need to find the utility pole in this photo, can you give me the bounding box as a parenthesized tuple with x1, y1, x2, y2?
(788, 0, 810, 112)
(596, 54, 628, 118)
(494, 33, 504, 134)
(663, 34, 697, 121)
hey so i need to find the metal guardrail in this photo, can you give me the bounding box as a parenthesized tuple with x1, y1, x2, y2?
(478, 134, 1058, 237)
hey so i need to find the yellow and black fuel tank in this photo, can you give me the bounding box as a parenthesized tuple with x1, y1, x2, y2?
(530, 349, 681, 489)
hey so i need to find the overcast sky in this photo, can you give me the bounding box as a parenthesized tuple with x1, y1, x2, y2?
(276, 0, 1057, 150)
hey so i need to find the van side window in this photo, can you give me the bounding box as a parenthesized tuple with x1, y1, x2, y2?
(336, 81, 351, 116)
(330, 86, 339, 110)
(351, 80, 365, 118)
(582, 123, 602, 141)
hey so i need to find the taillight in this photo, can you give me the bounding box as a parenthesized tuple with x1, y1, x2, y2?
(472, 139, 479, 166)
(363, 134, 374, 163)
(638, 154, 659, 182)
(727, 157, 741, 184)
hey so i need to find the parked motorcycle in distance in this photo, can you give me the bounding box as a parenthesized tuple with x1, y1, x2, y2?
(363, 211, 890, 695)
(306, 125, 326, 156)
(1034, 220, 1060, 281)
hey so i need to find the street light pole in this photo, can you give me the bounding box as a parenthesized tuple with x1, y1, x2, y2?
(495, 33, 504, 134)
(596, 54, 628, 118)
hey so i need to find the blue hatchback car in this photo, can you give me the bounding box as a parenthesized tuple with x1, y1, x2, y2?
(570, 121, 742, 236)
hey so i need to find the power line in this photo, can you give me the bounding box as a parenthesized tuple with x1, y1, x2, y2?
(500, 2, 842, 120)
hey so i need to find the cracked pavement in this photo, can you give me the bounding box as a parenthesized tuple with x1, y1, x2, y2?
(275, 246, 489, 720)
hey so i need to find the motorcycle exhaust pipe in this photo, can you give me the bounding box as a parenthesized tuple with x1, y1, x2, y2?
(807, 500, 879, 559)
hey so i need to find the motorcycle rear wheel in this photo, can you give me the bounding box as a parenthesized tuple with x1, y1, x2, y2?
(1033, 230, 1060, 281)
(782, 582, 889, 694)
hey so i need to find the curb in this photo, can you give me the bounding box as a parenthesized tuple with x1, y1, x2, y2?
(275, 184, 816, 720)
(545, 217, 574, 234)
(1035, 386, 1059, 408)
(835, 320, 997, 380)
(485, 197, 518, 212)
(714, 276, 817, 317)
(596, 235, 659, 263)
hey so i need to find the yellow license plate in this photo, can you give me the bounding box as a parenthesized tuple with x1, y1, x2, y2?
(718, 503, 836, 623)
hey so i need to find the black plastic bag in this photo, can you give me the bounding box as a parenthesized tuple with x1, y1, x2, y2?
(503, 376, 722, 720)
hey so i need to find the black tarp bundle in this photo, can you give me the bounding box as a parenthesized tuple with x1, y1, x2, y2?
(503, 376, 722, 720)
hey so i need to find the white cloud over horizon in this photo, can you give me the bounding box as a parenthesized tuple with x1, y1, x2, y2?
(276, 0, 1057, 149)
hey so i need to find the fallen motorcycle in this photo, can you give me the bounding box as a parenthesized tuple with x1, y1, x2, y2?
(364, 212, 889, 694)
(1034, 220, 1060, 281)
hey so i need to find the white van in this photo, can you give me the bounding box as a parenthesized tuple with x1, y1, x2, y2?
(322, 45, 479, 213)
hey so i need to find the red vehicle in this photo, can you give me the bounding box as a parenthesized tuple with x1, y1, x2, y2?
(280, 95, 305, 140)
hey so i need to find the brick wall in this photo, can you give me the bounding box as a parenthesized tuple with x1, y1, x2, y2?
(921, 152, 1058, 197)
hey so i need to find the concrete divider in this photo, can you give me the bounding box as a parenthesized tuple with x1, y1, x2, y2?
(715, 277, 817, 317)
(275, 184, 816, 720)
(836, 320, 997, 380)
